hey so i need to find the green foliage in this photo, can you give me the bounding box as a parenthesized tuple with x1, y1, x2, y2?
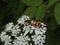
(23, 7, 37, 17)
(36, 5, 47, 21)
(55, 3, 60, 25)
(47, 0, 58, 8)
(23, 5, 46, 21)
(21, 0, 42, 6)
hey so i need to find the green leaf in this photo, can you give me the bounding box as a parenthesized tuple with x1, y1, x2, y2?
(47, 0, 58, 8)
(36, 5, 46, 21)
(55, 3, 60, 25)
(21, 0, 42, 6)
(23, 7, 37, 17)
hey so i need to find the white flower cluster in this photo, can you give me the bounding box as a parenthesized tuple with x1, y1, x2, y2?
(13, 34, 30, 45)
(0, 15, 47, 45)
(23, 25, 47, 45)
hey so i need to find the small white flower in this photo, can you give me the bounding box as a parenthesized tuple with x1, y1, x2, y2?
(17, 18, 25, 24)
(31, 34, 45, 45)
(3, 35, 11, 42)
(23, 25, 36, 34)
(17, 15, 30, 24)
(13, 34, 30, 45)
(11, 24, 21, 37)
(30, 43, 32, 45)
(4, 42, 11, 45)
(39, 27, 47, 34)
(0, 31, 11, 43)
(31, 26, 36, 30)
(41, 23, 46, 27)
(0, 31, 6, 42)
(21, 15, 30, 20)
(5, 22, 14, 32)
(23, 25, 31, 36)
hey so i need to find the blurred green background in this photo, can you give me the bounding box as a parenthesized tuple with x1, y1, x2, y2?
(0, 0, 60, 45)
